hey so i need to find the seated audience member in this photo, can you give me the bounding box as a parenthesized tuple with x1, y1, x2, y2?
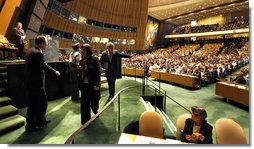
(181, 106, 213, 144)
(232, 72, 246, 85)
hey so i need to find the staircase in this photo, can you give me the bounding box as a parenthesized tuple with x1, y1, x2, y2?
(0, 65, 25, 135)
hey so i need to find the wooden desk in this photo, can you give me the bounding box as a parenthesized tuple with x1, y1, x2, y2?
(150, 71, 169, 81)
(118, 133, 189, 144)
(215, 82, 249, 106)
(169, 73, 199, 88)
(150, 71, 199, 88)
(122, 67, 145, 77)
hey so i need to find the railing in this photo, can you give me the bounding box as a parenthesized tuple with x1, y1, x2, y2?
(65, 84, 161, 144)
(144, 72, 165, 94)
(122, 68, 191, 113)
(142, 74, 167, 111)
(144, 74, 191, 113)
(65, 73, 191, 144)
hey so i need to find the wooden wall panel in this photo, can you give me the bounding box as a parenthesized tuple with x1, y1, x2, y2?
(0, 0, 22, 35)
(43, 11, 138, 40)
(63, 0, 148, 27)
(43, 0, 148, 50)
(63, 0, 141, 26)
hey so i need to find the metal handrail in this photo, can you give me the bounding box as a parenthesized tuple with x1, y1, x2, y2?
(144, 77, 165, 110)
(65, 84, 159, 144)
(145, 75, 191, 113)
(65, 75, 191, 144)
(122, 69, 190, 115)
(146, 75, 167, 93)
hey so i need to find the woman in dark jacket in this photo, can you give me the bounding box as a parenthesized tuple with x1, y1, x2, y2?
(181, 106, 213, 144)
(78, 44, 101, 125)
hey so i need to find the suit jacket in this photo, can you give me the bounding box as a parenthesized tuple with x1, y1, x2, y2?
(13, 27, 25, 45)
(25, 47, 57, 92)
(181, 118, 213, 144)
(234, 76, 246, 85)
(100, 50, 131, 78)
(78, 56, 101, 86)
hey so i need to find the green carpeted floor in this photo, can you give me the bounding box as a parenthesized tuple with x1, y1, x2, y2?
(0, 77, 249, 144)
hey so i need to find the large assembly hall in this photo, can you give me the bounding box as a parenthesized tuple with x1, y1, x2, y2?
(0, 0, 250, 145)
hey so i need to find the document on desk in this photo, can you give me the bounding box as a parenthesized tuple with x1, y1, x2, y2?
(118, 133, 186, 144)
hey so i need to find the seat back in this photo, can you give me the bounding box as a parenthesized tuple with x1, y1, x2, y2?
(176, 114, 191, 140)
(139, 111, 164, 138)
(215, 118, 247, 144)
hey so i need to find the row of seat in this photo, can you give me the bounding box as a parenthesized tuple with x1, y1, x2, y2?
(176, 114, 247, 144)
(138, 111, 247, 144)
(133, 66, 248, 144)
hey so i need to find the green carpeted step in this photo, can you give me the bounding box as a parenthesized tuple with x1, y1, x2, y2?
(0, 115, 25, 135)
(0, 96, 12, 107)
(0, 105, 18, 120)
(0, 79, 7, 88)
(0, 88, 7, 96)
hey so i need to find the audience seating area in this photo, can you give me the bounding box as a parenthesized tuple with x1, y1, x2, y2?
(122, 38, 249, 88)
(172, 20, 249, 34)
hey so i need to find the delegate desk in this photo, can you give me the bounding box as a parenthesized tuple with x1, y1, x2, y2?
(122, 67, 145, 77)
(118, 133, 189, 144)
(150, 71, 169, 81)
(215, 82, 249, 106)
(150, 71, 200, 88)
(169, 73, 199, 88)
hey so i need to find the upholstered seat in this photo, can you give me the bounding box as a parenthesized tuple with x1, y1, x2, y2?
(176, 114, 191, 140)
(139, 111, 164, 138)
(215, 118, 247, 144)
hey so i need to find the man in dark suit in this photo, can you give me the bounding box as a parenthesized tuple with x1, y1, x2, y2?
(25, 35, 60, 132)
(100, 42, 131, 101)
(181, 106, 213, 144)
(78, 44, 101, 124)
(232, 72, 246, 85)
(13, 22, 26, 58)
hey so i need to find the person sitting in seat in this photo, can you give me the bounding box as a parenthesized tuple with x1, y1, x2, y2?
(232, 72, 246, 85)
(181, 106, 213, 144)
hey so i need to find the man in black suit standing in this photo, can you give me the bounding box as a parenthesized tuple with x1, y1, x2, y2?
(25, 35, 60, 132)
(100, 42, 131, 102)
(13, 22, 26, 58)
(78, 44, 101, 124)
